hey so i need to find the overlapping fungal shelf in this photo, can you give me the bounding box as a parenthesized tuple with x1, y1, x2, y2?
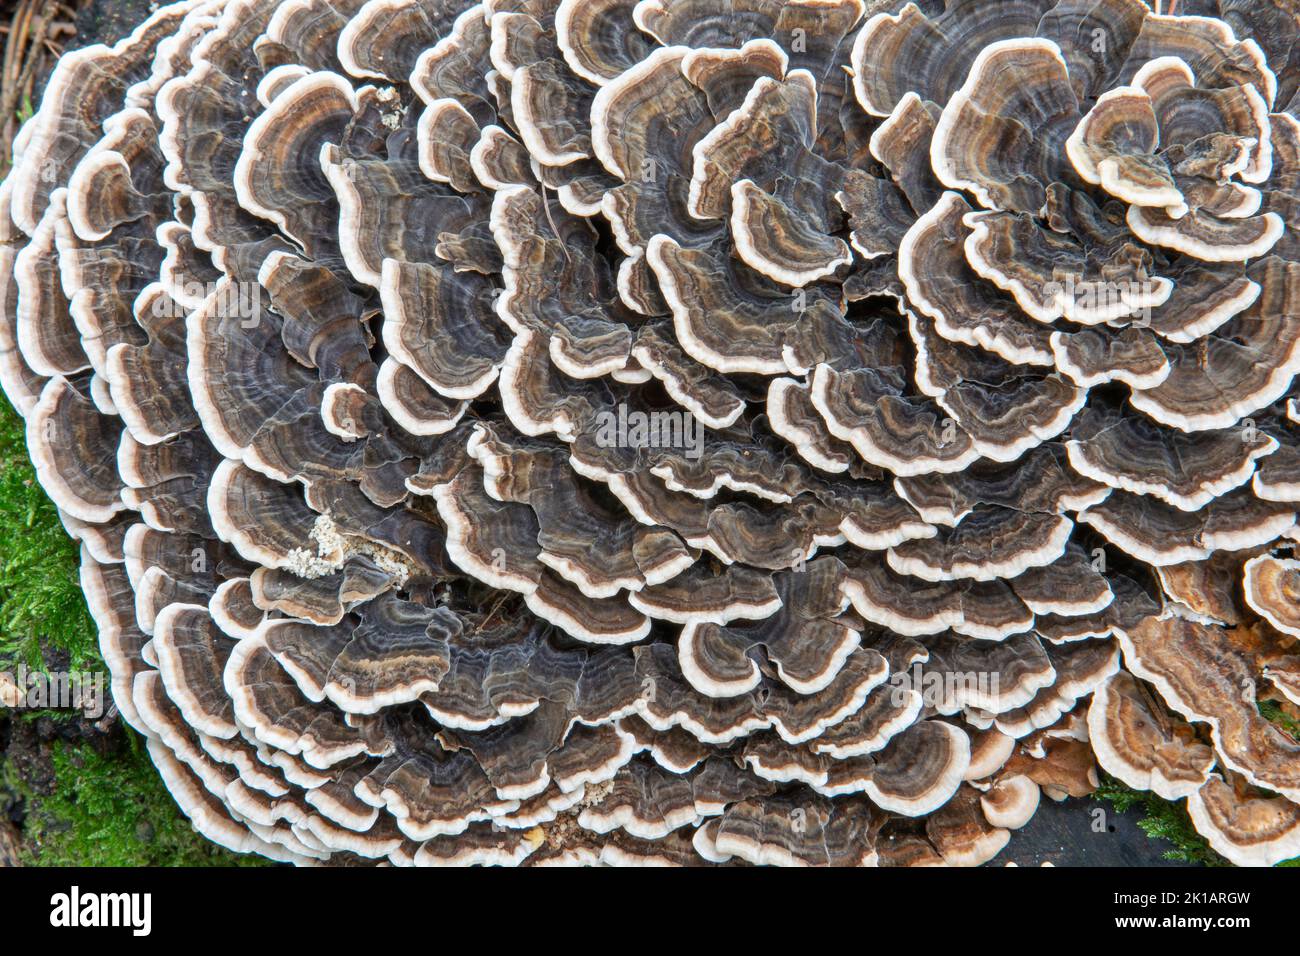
(4, 0, 1300, 866)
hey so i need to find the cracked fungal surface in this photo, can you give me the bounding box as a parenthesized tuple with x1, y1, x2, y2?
(5, 0, 1300, 865)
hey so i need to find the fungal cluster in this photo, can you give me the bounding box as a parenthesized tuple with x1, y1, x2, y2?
(3, 0, 1300, 866)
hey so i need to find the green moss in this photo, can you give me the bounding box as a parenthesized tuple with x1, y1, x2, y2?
(1259, 698, 1300, 742)
(1255, 700, 1300, 865)
(1094, 702, 1300, 867)
(1095, 776, 1228, 866)
(1097, 771, 1300, 867)
(0, 396, 264, 865)
(0, 399, 96, 670)
(14, 735, 261, 867)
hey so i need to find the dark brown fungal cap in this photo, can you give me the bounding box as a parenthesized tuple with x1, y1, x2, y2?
(1079, 488, 1295, 566)
(1067, 398, 1276, 511)
(926, 785, 1010, 866)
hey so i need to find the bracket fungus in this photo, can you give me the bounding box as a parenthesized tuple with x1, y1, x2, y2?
(6, 0, 1300, 866)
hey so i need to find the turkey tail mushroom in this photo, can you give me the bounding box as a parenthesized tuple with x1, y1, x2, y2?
(5, 0, 1300, 866)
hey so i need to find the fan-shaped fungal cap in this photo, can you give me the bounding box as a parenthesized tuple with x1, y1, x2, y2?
(1087, 671, 1215, 800)
(1244, 555, 1300, 636)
